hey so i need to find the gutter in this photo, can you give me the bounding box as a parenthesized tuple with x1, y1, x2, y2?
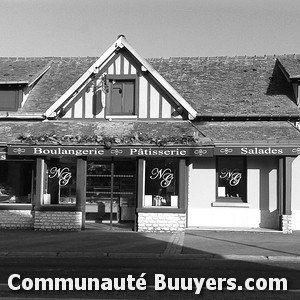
(0, 115, 46, 121)
(195, 114, 300, 121)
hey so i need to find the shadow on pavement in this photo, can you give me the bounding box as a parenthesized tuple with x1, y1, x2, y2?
(0, 228, 300, 299)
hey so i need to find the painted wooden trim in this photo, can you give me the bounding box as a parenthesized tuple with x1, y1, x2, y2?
(120, 55, 124, 75)
(35, 158, 45, 209)
(278, 158, 284, 215)
(178, 158, 187, 211)
(76, 157, 87, 229)
(279, 157, 294, 216)
(147, 82, 151, 119)
(211, 202, 250, 207)
(0, 204, 32, 210)
(284, 157, 293, 215)
(137, 158, 145, 209)
(159, 95, 163, 119)
(106, 74, 137, 80)
(82, 91, 85, 118)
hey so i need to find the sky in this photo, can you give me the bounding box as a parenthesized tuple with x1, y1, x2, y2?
(0, 0, 300, 58)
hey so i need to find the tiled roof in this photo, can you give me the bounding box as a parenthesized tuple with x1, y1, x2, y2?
(1, 53, 300, 118)
(0, 120, 212, 146)
(148, 56, 300, 117)
(277, 55, 300, 78)
(0, 57, 97, 116)
(0, 58, 50, 83)
(194, 121, 300, 144)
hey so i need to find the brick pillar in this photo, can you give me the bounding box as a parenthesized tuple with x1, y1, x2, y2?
(281, 215, 292, 234)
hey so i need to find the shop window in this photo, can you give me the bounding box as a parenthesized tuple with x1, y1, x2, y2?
(0, 161, 34, 204)
(43, 158, 76, 205)
(106, 80, 135, 115)
(144, 159, 179, 207)
(216, 157, 247, 202)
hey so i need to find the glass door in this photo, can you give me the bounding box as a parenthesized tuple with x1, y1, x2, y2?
(85, 159, 136, 227)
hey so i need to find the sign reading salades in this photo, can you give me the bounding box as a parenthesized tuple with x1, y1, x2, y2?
(215, 146, 300, 156)
(7, 145, 214, 157)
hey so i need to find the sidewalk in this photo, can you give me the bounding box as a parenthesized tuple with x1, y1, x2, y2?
(0, 226, 300, 260)
(1, 228, 300, 299)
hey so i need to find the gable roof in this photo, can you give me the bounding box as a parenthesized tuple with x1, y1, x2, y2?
(148, 55, 300, 117)
(1, 38, 300, 119)
(44, 36, 198, 120)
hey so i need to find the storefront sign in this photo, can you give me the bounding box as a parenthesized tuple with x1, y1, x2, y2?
(150, 168, 174, 188)
(215, 146, 300, 156)
(7, 145, 214, 158)
(48, 167, 72, 186)
(219, 168, 242, 186)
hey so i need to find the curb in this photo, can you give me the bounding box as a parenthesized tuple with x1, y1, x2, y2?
(1, 252, 300, 261)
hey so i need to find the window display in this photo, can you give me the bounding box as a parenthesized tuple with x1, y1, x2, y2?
(43, 158, 76, 205)
(144, 159, 178, 207)
(217, 157, 247, 202)
(0, 161, 34, 204)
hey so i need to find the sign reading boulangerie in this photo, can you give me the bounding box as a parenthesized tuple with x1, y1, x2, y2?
(7, 145, 213, 157)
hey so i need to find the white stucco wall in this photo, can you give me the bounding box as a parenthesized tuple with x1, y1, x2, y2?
(291, 156, 300, 230)
(187, 157, 279, 229)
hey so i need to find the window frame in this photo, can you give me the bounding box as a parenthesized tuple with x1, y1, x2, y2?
(137, 158, 187, 213)
(105, 75, 138, 118)
(215, 156, 247, 204)
(0, 89, 20, 111)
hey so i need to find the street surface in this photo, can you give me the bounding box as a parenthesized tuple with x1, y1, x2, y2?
(0, 256, 300, 299)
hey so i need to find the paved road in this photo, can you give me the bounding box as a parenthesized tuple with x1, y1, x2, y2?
(0, 256, 300, 299)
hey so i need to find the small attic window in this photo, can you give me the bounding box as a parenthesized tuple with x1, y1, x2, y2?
(0, 90, 20, 111)
(106, 76, 137, 117)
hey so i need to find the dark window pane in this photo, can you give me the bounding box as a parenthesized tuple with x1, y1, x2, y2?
(145, 159, 178, 207)
(110, 83, 123, 114)
(45, 158, 76, 205)
(217, 157, 246, 202)
(0, 161, 34, 204)
(123, 81, 134, 114)
(108, 80, 135, 115)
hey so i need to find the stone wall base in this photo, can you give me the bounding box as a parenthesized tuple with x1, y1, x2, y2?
(0, 210, 34, 229)
(281, 215, 292, 234)
(137, 212, 186, 232)
(34, 211, 82, 231)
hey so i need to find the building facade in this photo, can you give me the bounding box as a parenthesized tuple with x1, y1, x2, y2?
(0, 36, 300, 233)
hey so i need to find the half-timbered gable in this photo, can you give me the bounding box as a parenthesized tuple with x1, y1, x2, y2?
(48, 36, 196, 121)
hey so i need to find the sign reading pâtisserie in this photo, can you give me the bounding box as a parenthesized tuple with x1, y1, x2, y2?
(7, 145, 214, 157)
(214, 146, 300, 156)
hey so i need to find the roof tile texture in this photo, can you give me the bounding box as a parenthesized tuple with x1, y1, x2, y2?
(148, 56, 300, 116)
(195, 121, 300, 143)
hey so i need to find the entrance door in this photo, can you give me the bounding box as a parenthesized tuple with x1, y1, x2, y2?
(85, 159, 136, 228)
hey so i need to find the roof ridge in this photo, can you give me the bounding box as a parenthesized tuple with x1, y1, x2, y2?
(147, 54, 300, 61)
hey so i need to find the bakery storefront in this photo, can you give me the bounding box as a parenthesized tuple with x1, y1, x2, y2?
(2, 144, 213, 231)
